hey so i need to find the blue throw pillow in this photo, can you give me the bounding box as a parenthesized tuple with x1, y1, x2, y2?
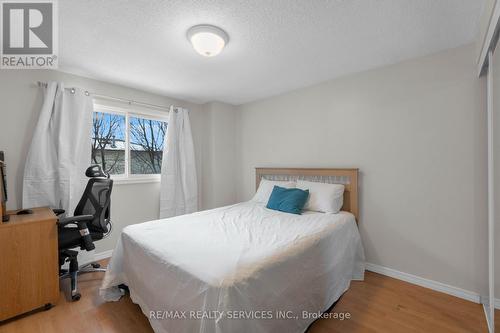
(266, 186, 310, 215)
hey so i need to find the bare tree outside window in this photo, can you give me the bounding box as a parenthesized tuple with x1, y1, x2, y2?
(129, 117, 167, 174)
(91, 112, 125, 175)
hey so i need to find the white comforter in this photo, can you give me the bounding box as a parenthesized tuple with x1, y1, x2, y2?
(100, 201, 365, 333)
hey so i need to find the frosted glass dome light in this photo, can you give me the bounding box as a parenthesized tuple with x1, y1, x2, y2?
(187, 25, 229, 57)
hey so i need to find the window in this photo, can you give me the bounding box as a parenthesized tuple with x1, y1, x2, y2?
(129, 117, 166, 174)
(91, 102, 168, 182)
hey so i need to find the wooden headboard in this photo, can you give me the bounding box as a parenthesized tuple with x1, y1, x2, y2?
(255, 168, 359, 221)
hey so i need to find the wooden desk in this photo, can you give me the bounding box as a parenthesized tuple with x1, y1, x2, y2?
(0, 207, 59, 321)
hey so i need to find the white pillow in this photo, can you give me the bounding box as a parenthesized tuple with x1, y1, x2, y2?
(252, 179, 296, 203)
(296, 180, 345, 213)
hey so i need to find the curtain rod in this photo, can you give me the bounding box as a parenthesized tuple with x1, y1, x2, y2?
(35, 81, 176, 112)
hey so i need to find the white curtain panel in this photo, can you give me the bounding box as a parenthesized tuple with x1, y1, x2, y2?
(160, 106, 198, 218)
(23, 82, 93, 214)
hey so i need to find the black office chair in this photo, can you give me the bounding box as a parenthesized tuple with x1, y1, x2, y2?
(56, 165, 113, 301)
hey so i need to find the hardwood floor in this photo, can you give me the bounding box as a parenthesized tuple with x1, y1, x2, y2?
(0, 262, 489, 333)
(309, 272, 488, 333)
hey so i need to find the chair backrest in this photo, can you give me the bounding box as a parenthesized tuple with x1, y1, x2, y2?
(73, 177, 113, 233)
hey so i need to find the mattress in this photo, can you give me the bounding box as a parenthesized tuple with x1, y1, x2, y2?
(100, 201, 365, 333)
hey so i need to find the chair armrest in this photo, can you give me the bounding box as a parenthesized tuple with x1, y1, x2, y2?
(58, 215, 93, 227)
(58, 215, 95, 251)
(52, 208, 66, 216)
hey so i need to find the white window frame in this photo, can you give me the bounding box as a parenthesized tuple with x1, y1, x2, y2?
(92, 101, 169, 185)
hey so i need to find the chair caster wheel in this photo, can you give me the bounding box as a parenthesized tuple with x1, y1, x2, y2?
(72, 293, 81, 301)
(91, 263, 101, 268)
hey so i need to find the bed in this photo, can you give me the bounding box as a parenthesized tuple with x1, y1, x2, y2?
(100, 168, 365, 333)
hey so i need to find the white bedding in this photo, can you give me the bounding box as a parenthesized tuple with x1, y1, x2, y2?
(100, 201, 365, 333)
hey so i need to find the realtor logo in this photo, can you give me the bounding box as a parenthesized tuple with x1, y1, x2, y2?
(1, 0, 58, 69)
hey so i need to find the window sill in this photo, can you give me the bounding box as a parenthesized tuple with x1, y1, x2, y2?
(112, 176, 161, 185)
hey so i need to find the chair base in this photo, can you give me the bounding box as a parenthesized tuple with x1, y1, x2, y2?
(59, 254, 107, 301)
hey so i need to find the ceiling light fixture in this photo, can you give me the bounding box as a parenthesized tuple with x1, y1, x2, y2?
(187, 25, 229, 57)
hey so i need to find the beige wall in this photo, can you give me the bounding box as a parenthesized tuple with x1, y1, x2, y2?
(0, 70, 206, 253)
(201, 101, 238, 209)
(235, 44, 488, 294)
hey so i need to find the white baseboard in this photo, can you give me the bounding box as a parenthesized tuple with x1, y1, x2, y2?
(94, 249, 113, 261)
(365, 263, 481, 304)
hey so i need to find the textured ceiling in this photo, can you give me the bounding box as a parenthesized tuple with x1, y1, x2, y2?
(59, 0, 485, 105)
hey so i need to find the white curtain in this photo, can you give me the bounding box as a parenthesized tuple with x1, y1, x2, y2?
(160, 107, 198, 218)
(23, 82, 93, 214)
